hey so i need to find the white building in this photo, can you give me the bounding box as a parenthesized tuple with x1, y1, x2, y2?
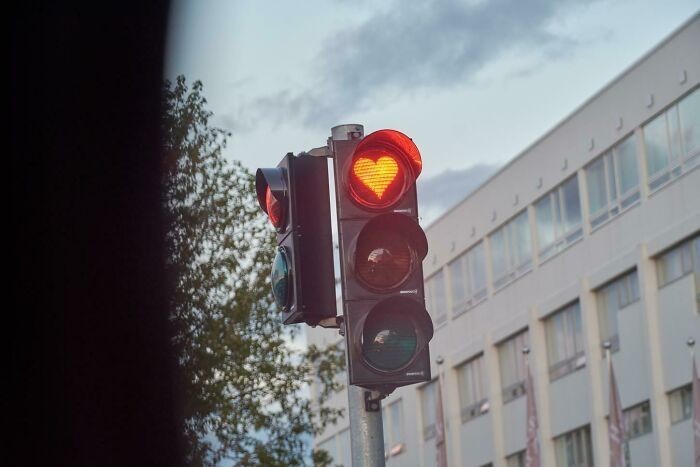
(309, 13, 700, 467)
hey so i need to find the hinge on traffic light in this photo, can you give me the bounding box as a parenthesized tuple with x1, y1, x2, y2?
(364, 390, 388, 412)
(316, 315, 343, 330)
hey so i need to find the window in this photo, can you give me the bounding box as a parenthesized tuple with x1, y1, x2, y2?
(554, 426, 594, 467)
(382, 399, 405, 457)
(623, 401, 652, 439)
(535, 175, 583, 260)
(545, 302, 585, 380)
(426, 270, 448, 326)
(490, 210, 532, 289)
(457, 355, 489, 422)
(669, 384, 692, 423)
(420, 381, 437, 440)
(506, 451, 525, 467)
(657, 234, 700, 288)
(449, 242, 487, 315)
(585, 134, 640, 229)
(596, 270, 640, 352)
(643, 87, 700, 191)
(498, 330, 529, 402)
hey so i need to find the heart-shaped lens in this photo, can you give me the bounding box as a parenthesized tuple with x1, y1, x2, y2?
(352, 156, 399, 199)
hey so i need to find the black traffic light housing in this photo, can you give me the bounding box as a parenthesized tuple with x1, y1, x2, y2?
(332, 128, 433, 394)
(256, 153, 336, 326)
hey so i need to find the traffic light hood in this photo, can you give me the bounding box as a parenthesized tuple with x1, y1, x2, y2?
(255, 167, 287, 216)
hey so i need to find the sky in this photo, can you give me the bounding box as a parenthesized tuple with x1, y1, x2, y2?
(165, 0, 699, 224)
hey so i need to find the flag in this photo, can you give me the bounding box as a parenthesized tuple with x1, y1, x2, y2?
(693, 355, 700, 467)
(608, 358, 626, 467)
(525, 362, 540, 467)
(435, 377, 448, 467)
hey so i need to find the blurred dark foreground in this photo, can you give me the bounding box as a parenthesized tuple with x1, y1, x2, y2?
(11, 3, 184, 465)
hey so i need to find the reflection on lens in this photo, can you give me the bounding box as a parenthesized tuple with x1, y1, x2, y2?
(271, 247, 290, 310)
(356, 226, 412, 290)
(361, 307, 417, 371)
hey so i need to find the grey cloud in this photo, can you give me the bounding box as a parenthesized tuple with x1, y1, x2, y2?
(417, 163, 499, 226)
(232, 0, 599, 130)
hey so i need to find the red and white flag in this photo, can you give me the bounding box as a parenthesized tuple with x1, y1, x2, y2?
(525, 363, 540, 467)
(435, 377, 448, 467)
(608, 358, 626, 467)
(693, 355, 700, 467)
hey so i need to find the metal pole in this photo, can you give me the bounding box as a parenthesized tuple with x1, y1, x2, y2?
(347, 385, 386, 467)
(330, 124, 386, 467)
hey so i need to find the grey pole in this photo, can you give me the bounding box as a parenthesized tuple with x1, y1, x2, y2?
(330, 124, 386, 467)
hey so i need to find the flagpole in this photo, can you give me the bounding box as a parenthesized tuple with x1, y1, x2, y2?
(435, 355, 448, 467)
(604, 340, 628, 467)
(523, 346, 540, 467)
(687, 336, 699, 467)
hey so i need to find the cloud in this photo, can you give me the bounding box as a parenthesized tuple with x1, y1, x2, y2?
(417, 163, 499, 226)
(232, 0, 600, 130)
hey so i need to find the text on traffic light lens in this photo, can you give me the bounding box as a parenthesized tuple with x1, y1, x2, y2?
(271, 247, 291, 311)
(361, 306, 417, 371)
(265, 187, 285, 230)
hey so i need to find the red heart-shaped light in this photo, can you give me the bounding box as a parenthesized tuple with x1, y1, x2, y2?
(353, 156, 399, 199)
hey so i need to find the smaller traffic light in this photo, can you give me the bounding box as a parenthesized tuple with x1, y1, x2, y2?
(332, 126, 433, 393)
(256, 153, 336, 326)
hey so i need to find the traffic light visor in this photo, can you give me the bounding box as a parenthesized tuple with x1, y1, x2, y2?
(255, 167, 287, 231)
(349, 130, 422, 209)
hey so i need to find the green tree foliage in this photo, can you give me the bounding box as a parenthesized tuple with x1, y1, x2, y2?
(162, 76, 343, 466)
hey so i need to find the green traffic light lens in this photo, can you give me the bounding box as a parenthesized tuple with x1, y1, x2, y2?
(361, 307, 417, 372)
(271, 247, 291, 311)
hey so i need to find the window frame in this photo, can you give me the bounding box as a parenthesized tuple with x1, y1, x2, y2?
(545, 302, 586, 381)
(420, 381, 437, 441)
(668, 384, 693, 424)
(426, 270, 448, 327)
(585, 134, 641, 230)
(490, 210, 533, 290)
(553, 425, 594, 467)
(535, 175, 583, 261)
(448, 241, 488, 316)
(656, 234, 700, 289)
(595, 269, 640, 354)
(498, 330, 530, 403)
(623, 400, 653, 440)
(457, 354, 490, 422)
(643, 86, 700, 192)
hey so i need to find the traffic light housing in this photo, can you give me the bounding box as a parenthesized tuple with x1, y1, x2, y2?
(332, 126, 433, 393)
(256, 153, 336, 325)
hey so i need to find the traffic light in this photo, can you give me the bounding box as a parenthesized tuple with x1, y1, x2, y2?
(332, 126, 433, 394)
(255, 152, 336, 326)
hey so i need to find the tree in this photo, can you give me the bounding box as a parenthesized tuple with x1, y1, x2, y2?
(162, 76, 343, 466)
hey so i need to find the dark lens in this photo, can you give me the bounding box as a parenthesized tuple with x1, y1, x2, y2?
(356, 231, 412, 290)
(271, 248, 291, 310)
(361, 307, 417, 371)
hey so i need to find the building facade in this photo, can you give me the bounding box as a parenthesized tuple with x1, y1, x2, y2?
(309, 14, 700, 467)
